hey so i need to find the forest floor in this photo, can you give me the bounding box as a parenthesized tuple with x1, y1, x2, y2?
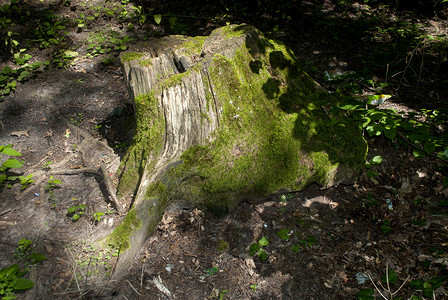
(0, 0, 447, 299)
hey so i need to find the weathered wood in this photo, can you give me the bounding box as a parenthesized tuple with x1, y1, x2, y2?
(109, 24, 368, 277)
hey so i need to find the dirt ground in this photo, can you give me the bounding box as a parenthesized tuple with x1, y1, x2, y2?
(1, 0, 447, 299)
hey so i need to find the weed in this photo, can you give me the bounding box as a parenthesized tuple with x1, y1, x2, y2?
(291, 235, 318, 253)
(42, 161, 52, 170)
(91, 211, 105, 223)
(18, 174, 34, 189)
(380, 219, 392, 234)
(217, 240, 229, 252)
(250, 284, 258, 291)
(14, 239, 32, 261)
(0, 144, 24, 186)
(0, 264, 34, 299)
(45, 176, 62, 207)
(249, 237, 269, 261)
(67, 204, 86, 221)
(70, 113, 84, 125)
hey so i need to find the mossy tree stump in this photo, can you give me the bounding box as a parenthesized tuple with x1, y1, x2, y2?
(109, 24, 367, 276)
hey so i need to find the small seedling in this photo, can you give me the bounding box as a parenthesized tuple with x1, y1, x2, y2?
(67, 204, 86, 221)
(205, 266, 218, 276)
(277, 228, 291, 240)
(14, 239, 32, 261)
(292, 235, 318, 253)
(42, 161, 52, 170)
(19, 174, 34, 189)
(249, 237, 269, 261)
(91, 211, 105, 223)
(217, 240, 229, 252)
(250, 284, 258, 291)
(380, 219, 392, 234)
(46, 176, 62, 207)
(70, 113, 84, 125)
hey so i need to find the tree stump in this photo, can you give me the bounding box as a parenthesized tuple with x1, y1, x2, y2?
(109, 24, 367, 276)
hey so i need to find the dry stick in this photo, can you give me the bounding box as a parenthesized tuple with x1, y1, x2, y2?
(127, 280, 142, 296)
(391, 275, 410, 297)
(366, 273, 388, 300)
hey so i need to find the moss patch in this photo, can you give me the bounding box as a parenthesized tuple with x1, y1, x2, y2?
(105, 208, 142, 251)
(117, 92, 165, 198)
(121, 52, 144, 62)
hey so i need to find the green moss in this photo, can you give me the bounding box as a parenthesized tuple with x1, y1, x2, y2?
(105, 208, 142, 251)
(177, 36, 206, 56)
(121, 52, 144, 62)
(145, 180, 167, 199)
(173, 27, 367, 208)
(139, 58, 153, 66)
(117, 92, 165, 198)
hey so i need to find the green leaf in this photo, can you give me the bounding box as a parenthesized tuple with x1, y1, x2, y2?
(372, 156, 383, 164)
(67, 206, 78, 213)
(2, 158, 23, 169)
(422, 287, 434, 298)
(73, 214, 81, 220)
(413, 149, 424, 159)
(291, 244, 301, 253)
(13, 277, 34, 290)
(384, 127, 396, 140)
(381, 269, 398, 284)
(1, 147, 22, 156)
(277, 229, 290, 240)
(258, 237, 269, 246)
(423, 142, 435, 154)
(355, 288, 374, 300)
(63, 50, 78, 58)
(52, 179, 62, 185)
(153, 14, 162, 24)
(257, 249, 268, 261)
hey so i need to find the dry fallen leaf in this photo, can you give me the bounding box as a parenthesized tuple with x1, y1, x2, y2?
(10, 129, 30, 137)
(65, 128, 70, 138)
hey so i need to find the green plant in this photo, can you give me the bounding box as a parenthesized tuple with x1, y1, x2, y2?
(45, 176, 62, 207)
(42, 161, 52, 170)
(18, 174, 34, 189)
(91, 211, 105, 223)
(217, 240, 229, 252)
(0, 264, 34, 299)
(205, 266, 218, 276)
(249, 237, 269, 261)
(67, 204, 86, 221)
(250, 284, 258, 291)
(70, 113, 84, 125)
(380, 219, 392, 234)
(0, 144, 24, 185)
(14, 239, 32, 261)
(277, 228, 291, 240)
(291, 235, 318, 253)
(356, 264, 411, 300)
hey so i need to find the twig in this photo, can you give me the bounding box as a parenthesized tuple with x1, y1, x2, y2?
(366, 272, 388, 300)
(141, 264, 145, 288)
(391, 275, 410, 297)
(127, 280, 142, 296)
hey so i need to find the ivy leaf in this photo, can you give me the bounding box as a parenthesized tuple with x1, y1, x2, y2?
(372, 156, 383, 164)
(355, 288, 374, 300)
(258, 237, 269, 246)
(384, 127, 396, 140)
(381, 269, 398, 284)
(257, 249, 268, 261)
(291, 244, 301, 253)
(153, 14, 162, 24)
(277, 229, 290, 240)
(423, 142, 436, 154)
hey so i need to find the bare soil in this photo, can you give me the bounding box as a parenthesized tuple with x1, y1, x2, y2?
(0, 1, 447, 299)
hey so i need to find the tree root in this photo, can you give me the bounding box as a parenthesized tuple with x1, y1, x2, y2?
(19, 119, 124, 214)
